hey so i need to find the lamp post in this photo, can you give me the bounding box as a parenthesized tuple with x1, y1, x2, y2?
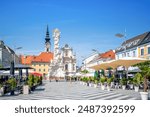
(92, 49, 100, 54)
(81, 56, 86, 71)
(14, 47, 22, 65)
(115, 29, 127, 57)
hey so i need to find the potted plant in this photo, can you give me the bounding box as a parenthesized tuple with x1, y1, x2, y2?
(88, 77, 92, 87)
(82, 77, 89, 86)
(7, 78, 17, 95)
(100, 77, 106, 90)
(107, 78, 113, 91)
(128, 78, 134, 90)
(133, 61, 150, 100)
(26, 75, 34, 93)
(0, 83, 4, 96)
(23, 82, 29, 94)
(133, 73, 142, 92)
(120, 78, 126, 90)
(94, 79, 98, 88)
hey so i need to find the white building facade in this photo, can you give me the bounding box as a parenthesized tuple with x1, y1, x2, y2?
(115, 32, 149, 60)
(0, 40, 20, 67)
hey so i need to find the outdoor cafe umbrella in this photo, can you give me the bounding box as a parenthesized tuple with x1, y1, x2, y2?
(90, 58, 149, 70)
(90, 57, 149, 79)
(90, 62, 112, 70)
(107, 57, 149, 68)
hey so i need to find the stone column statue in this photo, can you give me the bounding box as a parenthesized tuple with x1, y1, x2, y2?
(53, 28, 60, 60)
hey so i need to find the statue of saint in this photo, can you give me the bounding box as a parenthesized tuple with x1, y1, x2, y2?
(53, 28, 60, 39)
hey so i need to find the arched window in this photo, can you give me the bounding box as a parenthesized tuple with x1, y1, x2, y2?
(65, 64, 68, 71)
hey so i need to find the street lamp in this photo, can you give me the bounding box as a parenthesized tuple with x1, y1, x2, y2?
(81, 56, 87, 70)
(115, 29, 127, 57)
(14, 47, 22, 65)
(92, 49, 99, 53)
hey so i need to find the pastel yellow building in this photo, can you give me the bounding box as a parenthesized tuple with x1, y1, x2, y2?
(138, 32, 150, 59)
(21, 52, 53, 77)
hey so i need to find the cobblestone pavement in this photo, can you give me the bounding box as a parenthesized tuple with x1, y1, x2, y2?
(0, 80, 144, 100)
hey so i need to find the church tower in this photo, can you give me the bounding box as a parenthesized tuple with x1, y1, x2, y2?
(45, 25, 51, 52)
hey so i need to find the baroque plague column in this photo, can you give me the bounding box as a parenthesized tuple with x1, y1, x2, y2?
(48, 29, 65, 80)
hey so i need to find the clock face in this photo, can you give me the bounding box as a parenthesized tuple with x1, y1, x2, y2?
(46, 43, 50, 48)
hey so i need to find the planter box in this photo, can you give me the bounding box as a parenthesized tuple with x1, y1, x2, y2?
(122, 85, 126, 90)
(101, 85, 105, 90)
(110, 82, 115, 88)
(134, 86, 139, 92)
(129, 84, 134, 90)
(140, 92, 148, 100)
(107, 86, 111, 91)
(0, 87, 4, 96)
(89, 83, 92, 87)
(94, 84, 97, 88)
(23, 85, 29, 94)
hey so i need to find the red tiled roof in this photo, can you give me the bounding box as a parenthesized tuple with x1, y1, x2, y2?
(99, 50, 115, 59)
(20, 52, 53, 65)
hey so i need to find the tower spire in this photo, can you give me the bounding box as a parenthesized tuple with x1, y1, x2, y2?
(45, 25, 51, 52)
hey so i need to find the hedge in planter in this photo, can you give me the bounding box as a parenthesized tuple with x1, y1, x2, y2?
(133, 61, 150, 92)
(100, 77, 106, 85)
(120, 78, 127, 85)
(133, 73, 143, 87)
(107, 77, 113, 86)
(7, 78, 17, 95)
(27, 75, 34, 91)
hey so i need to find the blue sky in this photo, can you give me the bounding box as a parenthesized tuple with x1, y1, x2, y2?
(0, 0, 150, 66)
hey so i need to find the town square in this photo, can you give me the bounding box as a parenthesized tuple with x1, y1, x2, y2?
(0, 0, 150, 100)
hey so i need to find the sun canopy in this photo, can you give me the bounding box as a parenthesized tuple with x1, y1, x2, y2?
(0, 64, 33, 70)
(90, 57, 149, 70)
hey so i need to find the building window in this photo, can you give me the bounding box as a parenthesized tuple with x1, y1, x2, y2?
(43, 69, 45, 72)
(72, 64, 75, 71)
(39, 69, 41, 72)
(133, 51, 136, 57)
(44, 64, 45, 66)
(122, 53, 125, 57)
(117, 55, 119, 59)
(34, 69, 36, 71)
(65, 51, 68, 57)
(140, 48, 144, 56)
(148, 47, 150, 54)
(127, 53, 130, 57)
(65, 64, 68, 71)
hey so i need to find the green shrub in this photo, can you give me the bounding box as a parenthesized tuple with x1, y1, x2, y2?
(7, 78, 17, 91)
(27, 75, 34, 88)
(133, 73, 143, 86)
(94, 79, 98, 84)
(100, 77, 106, 85)
(107, 78, 113, 86)
(120, 78, 127, 85)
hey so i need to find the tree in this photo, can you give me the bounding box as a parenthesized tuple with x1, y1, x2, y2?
(133, 61, 150, 92)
